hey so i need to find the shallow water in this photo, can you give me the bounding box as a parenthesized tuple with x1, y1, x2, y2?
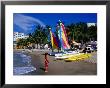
(13, 52, 36, 75)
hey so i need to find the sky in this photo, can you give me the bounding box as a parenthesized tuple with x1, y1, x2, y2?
(13, 13, 97, 35)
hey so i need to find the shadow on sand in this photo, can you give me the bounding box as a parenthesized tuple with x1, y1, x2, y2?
(40, 67, 45, 71)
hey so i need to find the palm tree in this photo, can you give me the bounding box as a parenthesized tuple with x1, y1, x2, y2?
(87, 25, 97, 41)
(17, 38, 25, 49)
(45, 25, 52, 49)
(32, 25, 41, 48)
(66, 22, 89, 43)
(32, 25, 49, 49)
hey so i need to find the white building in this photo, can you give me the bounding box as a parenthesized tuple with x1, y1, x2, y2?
(13, 32, 29, 41)
(87, 23, 96, 27)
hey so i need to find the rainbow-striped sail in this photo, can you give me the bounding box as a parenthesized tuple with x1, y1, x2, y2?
(58, 20, 70, 50)
(50, 20, 70, 50)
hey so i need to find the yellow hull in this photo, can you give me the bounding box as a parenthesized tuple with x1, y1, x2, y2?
(65, 53, 91, 61)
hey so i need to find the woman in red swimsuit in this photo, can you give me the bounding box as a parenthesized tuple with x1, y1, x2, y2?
(45, 53, 49, 72)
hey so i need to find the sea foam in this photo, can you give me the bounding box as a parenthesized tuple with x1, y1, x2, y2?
(13, 52, 36, 75)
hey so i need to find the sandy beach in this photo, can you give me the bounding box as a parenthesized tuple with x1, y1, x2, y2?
(14, 49, 97, 75)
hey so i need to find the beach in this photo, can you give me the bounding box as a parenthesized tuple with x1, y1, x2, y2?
(14, 49, 97, 75)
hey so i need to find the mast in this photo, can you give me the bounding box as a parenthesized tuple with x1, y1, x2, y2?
(49, 27, 53, 52)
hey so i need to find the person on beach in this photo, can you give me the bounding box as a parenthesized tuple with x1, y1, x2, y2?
(44, 53, 49, 72)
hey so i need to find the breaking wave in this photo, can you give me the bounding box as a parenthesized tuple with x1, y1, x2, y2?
(13, 52, 36, 75)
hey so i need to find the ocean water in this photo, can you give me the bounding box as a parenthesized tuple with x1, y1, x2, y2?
(13, 52, 36, 75)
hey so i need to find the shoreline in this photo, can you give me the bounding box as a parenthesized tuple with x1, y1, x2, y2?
(14, 49, 97, 75)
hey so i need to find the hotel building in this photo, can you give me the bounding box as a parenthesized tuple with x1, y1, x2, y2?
(13, 32, 29, 49)
(13, 32, 29, 41)
(87, 23, 96, 27)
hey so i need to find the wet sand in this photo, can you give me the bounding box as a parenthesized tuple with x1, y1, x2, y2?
(18, 49, 97, 75)
(13, 50, 97, 75)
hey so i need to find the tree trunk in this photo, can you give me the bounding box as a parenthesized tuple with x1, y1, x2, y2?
(37, 44, 38, 49)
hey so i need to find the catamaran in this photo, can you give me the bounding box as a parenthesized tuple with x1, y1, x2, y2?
(49, 20, 79, 58)
(48, 20, 92, 60)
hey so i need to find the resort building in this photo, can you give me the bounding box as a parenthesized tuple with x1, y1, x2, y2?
(13, 32, 29, 41)
(87, 23, 96, 27)
(13, 32, 29, 49)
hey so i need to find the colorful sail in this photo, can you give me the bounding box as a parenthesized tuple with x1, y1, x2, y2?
(50, 30, 59, 49)
(58, 21, 70, 50)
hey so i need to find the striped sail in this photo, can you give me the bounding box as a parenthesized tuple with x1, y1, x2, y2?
(50, 30, 59, 49)
(58, 21, 70, 50)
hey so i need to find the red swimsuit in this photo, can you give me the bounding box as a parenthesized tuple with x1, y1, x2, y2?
(45, 53, 49, 67)
(45, 58, 49, 67)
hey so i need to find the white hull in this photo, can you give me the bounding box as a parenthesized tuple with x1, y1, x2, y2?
(55, 51, 79, 59)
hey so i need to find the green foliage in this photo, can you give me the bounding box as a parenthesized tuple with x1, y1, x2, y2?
(16, 22, 97, 48)
(66, 22, 97, 43)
